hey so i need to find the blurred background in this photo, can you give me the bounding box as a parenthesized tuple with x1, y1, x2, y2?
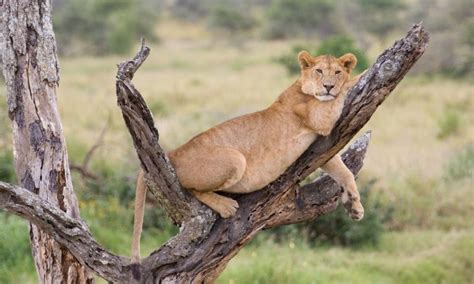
(0, 0, 473, 283)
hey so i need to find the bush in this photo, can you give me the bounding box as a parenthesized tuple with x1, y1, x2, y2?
(171, 0, 211, 22)
(0, 151, 15, 184)
(265, 0, 338, 39)
(444, 144, 474, 181)
(208, 4, 256, 35)
(357, 0, 406, 42)
(74, 155, 176, 240)
(267, 180, 392, 247)
(53, 0, 159, 55)
(437, 106, 462, 139)
(276, 35, 369, 75)
(0, 215, 35, 283)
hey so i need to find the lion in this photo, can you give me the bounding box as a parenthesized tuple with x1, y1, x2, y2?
(131, 51, 366, 262)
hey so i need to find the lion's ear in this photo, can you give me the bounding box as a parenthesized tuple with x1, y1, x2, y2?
(298, 51, 314, 69)
(338, 53, 357, 73)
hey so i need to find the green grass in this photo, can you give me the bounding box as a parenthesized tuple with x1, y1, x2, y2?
(0, 215, 36, 284)
(218, 230, 474, 284)
(3, 212, 473, 284)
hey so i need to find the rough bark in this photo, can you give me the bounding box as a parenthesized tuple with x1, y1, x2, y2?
(115, 25, 428, 282)
(0, 21, 428, 283)
(0, 0, 93, 282)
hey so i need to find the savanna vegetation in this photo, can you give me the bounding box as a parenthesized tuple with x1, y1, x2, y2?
(0, 0, 473, 283)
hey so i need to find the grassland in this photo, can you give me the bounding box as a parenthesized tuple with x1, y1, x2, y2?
(0, 20, 473, 283)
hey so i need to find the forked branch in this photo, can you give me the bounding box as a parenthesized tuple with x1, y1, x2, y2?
(115, 25, 428, 282)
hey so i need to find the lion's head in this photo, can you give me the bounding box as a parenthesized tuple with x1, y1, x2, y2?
(297, 51, 357, 101)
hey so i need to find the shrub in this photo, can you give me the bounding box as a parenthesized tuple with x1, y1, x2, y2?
(171, 0, 211, 22)
(275, 35, 369, 75)
(444, 144, 474, 181)
(357, 0, 406, 42)
(437, 107, 461, 139)
(0, 215, 35, 283)
(264, 0, 338, 39)
(0, 151, 15, 184)
(208, 4, 256, 35)
(267, 180, 392, 247)
(53, 0, 159, 55)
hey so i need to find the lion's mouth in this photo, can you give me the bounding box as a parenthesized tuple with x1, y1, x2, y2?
(314, 93, 336, 101)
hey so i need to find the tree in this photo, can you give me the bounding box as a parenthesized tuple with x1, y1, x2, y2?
(0, 0, 93, 282)
(0, 0, 429, 282)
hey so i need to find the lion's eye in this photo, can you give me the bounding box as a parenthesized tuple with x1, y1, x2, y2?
(335, 70, 341, 74)
(316, 69, 323, 74)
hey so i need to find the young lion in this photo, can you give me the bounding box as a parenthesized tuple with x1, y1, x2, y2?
(131, 51, 365, 262)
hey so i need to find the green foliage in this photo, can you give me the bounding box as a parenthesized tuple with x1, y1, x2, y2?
(268, 181, 392, 247)
(444, 144, 474, 181)
(276, 35, 369, 75)
(0, 215, 35, 283)
(437, 106, 462, 139)
(316, 36, 369, 73)
(463, 20, 474, 47)
(53, 0, 159, 55)
(73, 152, 177, 248)
(0, 151, 15, 184)
(357, 0, 405, 41)
(171, 0, 211, 21)
(304, 181, 391, 247)
(219, 230, 474, 284)
(265, 0, 337, 39)
(208, 3, 256, 34)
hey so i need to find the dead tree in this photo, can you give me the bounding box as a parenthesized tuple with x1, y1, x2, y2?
(0, 0, 429, 282)
(0, 0, 94, 282)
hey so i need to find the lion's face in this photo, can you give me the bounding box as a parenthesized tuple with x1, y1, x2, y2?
(297, 51, 357, 101)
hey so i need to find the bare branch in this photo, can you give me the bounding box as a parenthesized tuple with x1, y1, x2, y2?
(0, 181, 133, 283)
(70, 114, 112, 181)
(116, 44, 214, 225)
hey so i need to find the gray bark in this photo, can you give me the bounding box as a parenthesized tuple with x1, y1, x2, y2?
(0, 0, 93, 282)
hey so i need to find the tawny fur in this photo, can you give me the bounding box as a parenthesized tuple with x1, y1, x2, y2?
(131, 52, 365, 262)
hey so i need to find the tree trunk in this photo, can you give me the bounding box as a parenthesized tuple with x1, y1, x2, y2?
(0, 0, 93, 282)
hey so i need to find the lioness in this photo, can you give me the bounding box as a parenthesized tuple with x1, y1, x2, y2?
(131, 51, 365, 262)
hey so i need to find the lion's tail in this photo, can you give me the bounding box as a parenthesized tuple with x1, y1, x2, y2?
(131, 170, 147, 263)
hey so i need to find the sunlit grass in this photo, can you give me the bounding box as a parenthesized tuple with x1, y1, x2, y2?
(218, 230, 474, 284)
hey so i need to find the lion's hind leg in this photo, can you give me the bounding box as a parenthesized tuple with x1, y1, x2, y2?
(171, 146, 246, 218)
(191, 190, 239, 218)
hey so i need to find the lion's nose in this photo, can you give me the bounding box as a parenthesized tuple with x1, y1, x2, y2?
(324, 84, 334, 92)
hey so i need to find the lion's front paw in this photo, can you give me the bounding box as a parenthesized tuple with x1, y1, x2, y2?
(215, 198, 239, 218)
(342, 196, 364, 221)
(348, 201, 364, 221)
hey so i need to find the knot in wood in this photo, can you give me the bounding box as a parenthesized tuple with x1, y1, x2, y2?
(379, 60, 399, 79)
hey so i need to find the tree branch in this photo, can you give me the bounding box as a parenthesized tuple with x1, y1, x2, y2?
(0, 181, 131, 283)
(116, 41, 215, 226)
(0, 133, 369, 283)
